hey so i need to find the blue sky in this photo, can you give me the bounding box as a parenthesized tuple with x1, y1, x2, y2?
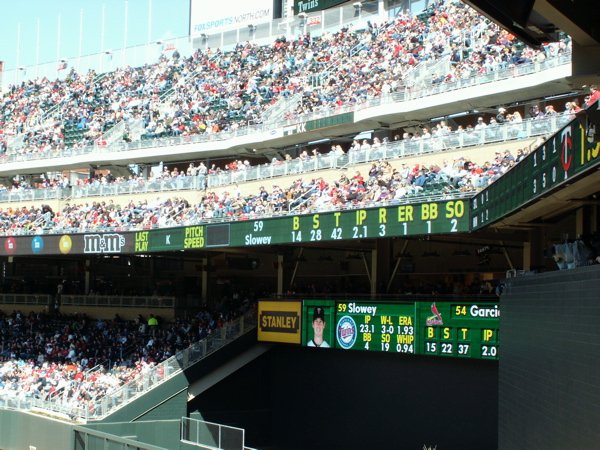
(0, 0, 190, 71)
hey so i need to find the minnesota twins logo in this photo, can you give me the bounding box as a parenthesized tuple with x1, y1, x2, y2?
(336, 316, 357, 349)
(560, 127, 572, 174)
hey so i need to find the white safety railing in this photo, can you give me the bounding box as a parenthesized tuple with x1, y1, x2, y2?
(181, 417, 245, 450)
(0, 113, 569, 207)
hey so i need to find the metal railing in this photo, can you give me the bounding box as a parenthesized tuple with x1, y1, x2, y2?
(10, 309, 257, 422)
(0, 293, 175, 308)
(74, 426, 169, 450)
(61, 295, 175, 308)
(0, 51, 571, 168)
(261, 92, 303, 124)
(181, 417, 245, 450)
(403, 55, 451, 87)
(0, 113, 569, 206)
(0, 294, 51, 305)
(70, 175, 206, 199)
(0, 187, 67, 203)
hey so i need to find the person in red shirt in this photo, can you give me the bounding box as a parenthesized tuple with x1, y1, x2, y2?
(585, 85, 600, 107)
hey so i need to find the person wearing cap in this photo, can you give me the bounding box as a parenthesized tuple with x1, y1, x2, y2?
(496, 107, 507, 124)
(307, 307, 330, 348)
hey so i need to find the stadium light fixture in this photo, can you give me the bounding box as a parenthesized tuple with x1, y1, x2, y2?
(298, 12, 307, 19)
(307, 138, 330, 145)
(544, 92, 577, 100)
(431, 111, 469, 121)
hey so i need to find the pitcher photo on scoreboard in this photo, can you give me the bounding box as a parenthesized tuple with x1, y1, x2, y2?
(302, 300, 335, 348)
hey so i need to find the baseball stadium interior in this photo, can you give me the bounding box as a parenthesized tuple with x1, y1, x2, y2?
(1, 0, 599, 449)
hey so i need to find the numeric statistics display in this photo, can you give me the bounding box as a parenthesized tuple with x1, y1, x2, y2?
(233, 201, 469, 247)
(419, 302, 499, 360)
(472, 117, 600, 229)
(331, 300, 499, 360)
(0, 201, 469, 256)
(335, 302, 416, 353)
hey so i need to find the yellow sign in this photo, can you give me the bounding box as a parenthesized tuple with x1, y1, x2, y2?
(258, 301, 302, 344)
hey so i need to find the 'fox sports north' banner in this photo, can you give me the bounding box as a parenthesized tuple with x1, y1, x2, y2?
(189, 0, 273, 36)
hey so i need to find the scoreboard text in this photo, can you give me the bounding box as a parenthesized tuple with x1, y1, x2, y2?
(292, 299, 500, 360)
(472, 116, 600, 229)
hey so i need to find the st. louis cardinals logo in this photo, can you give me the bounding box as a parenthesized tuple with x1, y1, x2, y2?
(426, 302, 444, 326)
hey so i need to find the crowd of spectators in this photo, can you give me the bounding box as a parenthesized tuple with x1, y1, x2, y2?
(0, 0, 588, 423)
(1, 97, 571, 204)
(2, 87, 587, 236)
(2, 90, 581, 237)
(0, 141, 530, 235)
(0, 0, 571, 160)
(0, 54, 188, 158)
(0, 297, 254, 413)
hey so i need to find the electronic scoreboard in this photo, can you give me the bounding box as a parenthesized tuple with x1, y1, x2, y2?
(472, 115, 600, 230)
(335, 302, 416, 353)
(292, 299, 499, 360)
(0, 201, 469, 256)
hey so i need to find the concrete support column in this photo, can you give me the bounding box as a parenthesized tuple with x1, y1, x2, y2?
(84, 259, 91, 294)
(575, 207, 585, 238)
(277, 254, 284, 297)
(375, 239, 392, 294)
(523, 230, 544, 271)
(523, 241, 533, 272)
(370, 249, 378, 295)
(378, 0, 385, 18)
(201, 257, 208, 305)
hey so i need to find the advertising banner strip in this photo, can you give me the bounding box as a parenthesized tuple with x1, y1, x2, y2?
(294, 0, 348, 15)
(0, 202, 470, 256)
(258, 301, 302, 344)
(190, 0, 273, 36)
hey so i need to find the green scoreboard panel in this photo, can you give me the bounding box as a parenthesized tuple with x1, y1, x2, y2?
(335, 302, 416, 354)
(419, 302, 499, 360)
(472, 116, 600, 229)
(296, 300, 500, 360)
(231, 200, 469, 247)
(0, 201, 469, 256)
